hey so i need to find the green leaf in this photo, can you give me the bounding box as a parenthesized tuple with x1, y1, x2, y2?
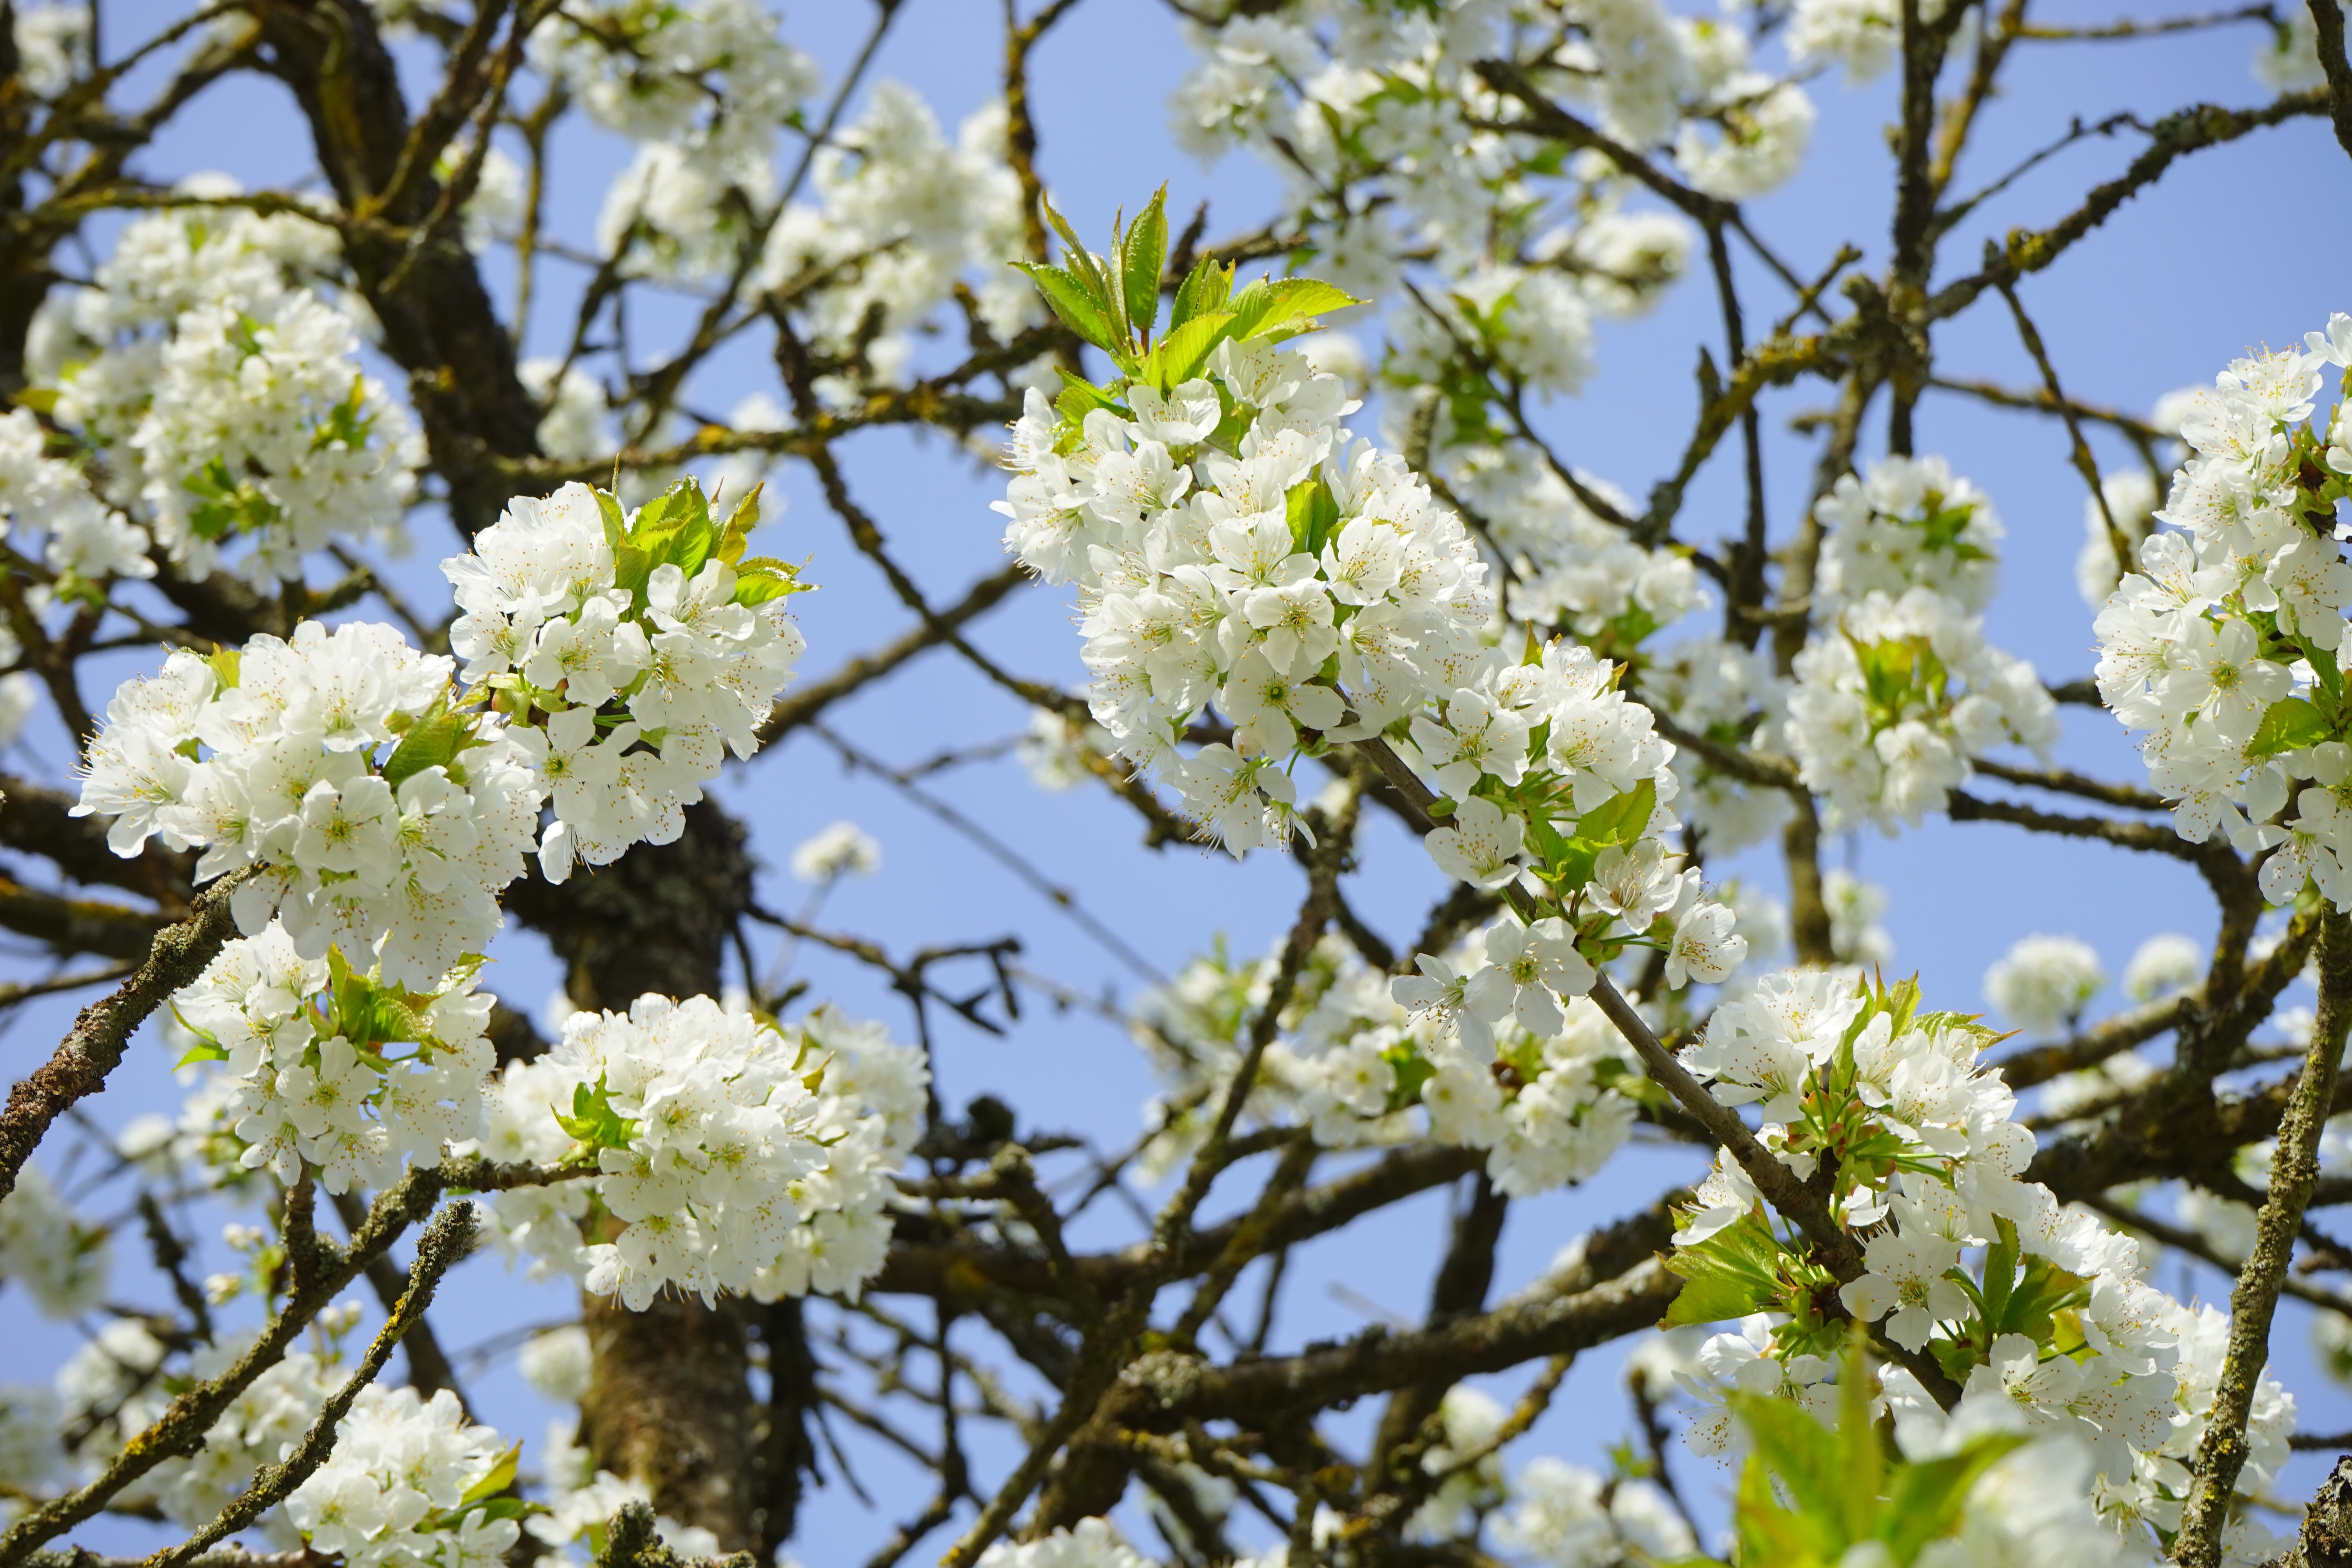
(1662, 1207, 1786, 1327)
(715, 483, 762, 564)
(182, 457, 281, 543)
(206, 645, 241, 691)
(613, 544, 653, 609)
(1991, 1252, 2092, 1345)
(1170, 254, 1234, 330)
(2249, 695, 2331, 758)
(171, 1004, 229, 1069)
(1572, 777, 1657, 848)
(13, 387, 57, 416)
(1232, 277, 1362, 341)
(554, 1074, 639, 1150)
(1877, 1431, 2029, 1560)
(381, 694, 485, 792)
(1222, 278, 1275, 340)
(1121, 185, 1168, 340)
(731, 559, 809, 606)
(1015, 263, 1120, 353)
(1732, 1449, 1838, 1567)
(624, 479, 724, 584)
(1055, 371, 1123, 425)
(1143, 310, 1237, 392)
(1286, 477, 1342, 557)
(1042, 199, 1111, 313)
(459, 1441, 522, 1507)
(594, 488, 628, 555)
(1731, 1392, 1849, 1533)
(325, 949, 435, 1050)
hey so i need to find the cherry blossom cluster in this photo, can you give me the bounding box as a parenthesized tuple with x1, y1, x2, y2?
(2095, 318, 2352, 911)
(1637, 633, 1793, 855)
(72, 624, 544, 988)
(286, 1386, 519, 1568)
(1455, 449, 1704, 657)
(28, 186, 422, 584)
(1670, 969, 2294, 1558)
(533, 0, 1037, 379)
(1002, 226, 1749, 1007)
(999, 325, 1489, 850)
(63, 1320, 346, 1535)
(1395, 635, 1746, 987)
(1132, 928, 1647, 1199)
(758, 84, 1035, 390)
(167, 921, 497, 1194)
(1780, 456, 2059, 831)
(445, 480, 807, 882)
(0, 1161, 110, 1319)
(1171, 0, 1809, 310)
(472, 1000, 924, 1308)
(975, 1518, 1153, 1568)
(0, 407, 153, 596)
(71, 479, 808, 974)
(530, 0, 813, 281)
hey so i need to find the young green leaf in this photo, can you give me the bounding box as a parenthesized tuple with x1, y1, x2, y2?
(554, 1074, 639, 1150)
(1122, 185, 1169, 341)
(1730, 1392, 1849, 1533)
(716, 482, 763, 564)
(1148, 310, 1238, 390)
(1014, 263, 1120, 353)
(382, 695, 487, 791)
(458, 1441, 523, 1508)
(2249, 695, 2330, 758)
(1572, 777, 1657, 848)
(1039, 198, 1114, 318)
(1236, 277, 1363, 340)
(1170, 254, 1234, 331)
(1662, 1207, 1786, 1327)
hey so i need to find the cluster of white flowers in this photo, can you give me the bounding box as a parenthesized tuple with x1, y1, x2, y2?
(29, 185, 420, 584)
(168, 921, 495, 1193)
(10, 3, 89, 97)
(790, 819, 881, 884)
(445, 481, 806, 882)
(286, 1386, 518, 1568)
(0, 1161, 109, 1319)
(975, 1518, 1153, 1568)
(1460, 452, 1701, 655)
(59, 1319, 347, 1534)
(0, 407, 154, 592)
(473, 1000, 924, 1308)
(1492, 1455, 1695, 1565)
(1132, 928, 1647, 1199)
(533, 0, 814, 279)
(1170, 2, 1804, 403)
(1001, 304, 1746, 1000)
(1781, 455, 2058, 831)
(71, 623, 543, 987)
(1638, 633, 1793, 855)
(2095, 318, 2352, 912)
(1000, 333, 1483, 844)
(73, 481, 807, 971)
(760, 84, 1034, 385)
(1672, 969, 2295, 1558)
(526, 1414, 720, 1562)
(1982, 933, 2106, 1039)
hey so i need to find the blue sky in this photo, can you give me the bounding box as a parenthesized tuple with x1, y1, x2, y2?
(9, 0, 2352, 1558)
